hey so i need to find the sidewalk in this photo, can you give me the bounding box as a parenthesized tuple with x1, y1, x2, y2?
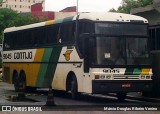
(127, 92, 160, 103)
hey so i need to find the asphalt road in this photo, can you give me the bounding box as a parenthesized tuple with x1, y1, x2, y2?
(0, 82, 160, 113)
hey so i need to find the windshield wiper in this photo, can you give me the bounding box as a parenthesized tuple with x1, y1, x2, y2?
(127, 43, 141, 65)
(127, 43, 136, 58)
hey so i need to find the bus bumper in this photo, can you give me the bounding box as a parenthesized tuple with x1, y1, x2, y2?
(92, 80, 152, 94)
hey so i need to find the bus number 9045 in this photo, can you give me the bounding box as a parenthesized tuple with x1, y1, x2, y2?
(103, 69, 120, 74)
(3, 53, 12, 59)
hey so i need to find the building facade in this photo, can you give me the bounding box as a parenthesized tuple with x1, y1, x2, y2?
(31, 3, 55, 20)
(31, 3, 76, 20)
(0, 0, 43, 13)
(131, 0, 160, 25)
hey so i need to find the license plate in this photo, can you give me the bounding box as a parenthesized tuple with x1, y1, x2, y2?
(122, 84, 131, 88)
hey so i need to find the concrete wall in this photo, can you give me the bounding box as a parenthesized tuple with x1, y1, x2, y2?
(133, 10, 160, 25)
(31, 3, 55, 20)
(131, 0, 160, 25)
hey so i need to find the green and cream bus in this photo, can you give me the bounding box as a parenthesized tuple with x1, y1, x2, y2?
(2, 13, 152, 100)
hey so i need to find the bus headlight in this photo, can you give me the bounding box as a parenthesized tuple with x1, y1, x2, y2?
(100, 75, 105, 79)
(94, 75, 112, 80)
(106, 75, 111, 79)
(95, 75, 100, 79)
(141, 75, 145, 79)
(146, 75, 151, 79)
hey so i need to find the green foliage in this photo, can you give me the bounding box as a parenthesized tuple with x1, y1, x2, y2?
(109, 0, 153, 14)
(0, 8, 39, 44)
(109, 8, 117, 12)
(14, 14, 39, 26)
(0, 8, 17, 32)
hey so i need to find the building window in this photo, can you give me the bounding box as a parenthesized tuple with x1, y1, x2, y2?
(29, 6, 30, 8)
(20, 5, 21, 8)
(15, 0, 16, 1)
(15, 5, 16, 8)
(28, 0, 30, 2)
(6, 4, 8, 8)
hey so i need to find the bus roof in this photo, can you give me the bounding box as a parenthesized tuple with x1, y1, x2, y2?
(4, 12, 148, 33)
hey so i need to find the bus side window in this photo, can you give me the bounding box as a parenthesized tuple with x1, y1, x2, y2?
(60, 22, 75, 44)
(78, 20, 94, 55)
(16, 31, 23, 48)
(38, 27, 46, 45)
(150, 28, 156, 50)
(12, 32, 18, 49)
(33, 27, 46, 46)
(78, 20, 94, 34)
(4, 33, 13, 50)
(46, 24, 59, 44)
(23, 29, 34, 47)
(156, 28, 160, 50)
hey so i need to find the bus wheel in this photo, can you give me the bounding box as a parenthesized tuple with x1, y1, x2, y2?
(13, 72, 19, 92)
(71, 76, 79, 99)
(19, 72, 27, 92)
(117, 92, 127, 101)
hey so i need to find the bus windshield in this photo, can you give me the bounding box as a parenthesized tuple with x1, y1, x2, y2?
(93, 37, 150, 66)
(95, 23, 148, 36)
(91, 23, 150, 66)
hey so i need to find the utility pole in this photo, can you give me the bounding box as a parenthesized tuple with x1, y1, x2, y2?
(76, 0, 78, 15)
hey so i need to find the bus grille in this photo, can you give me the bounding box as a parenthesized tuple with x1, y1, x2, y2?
(113, 75, 140, 80)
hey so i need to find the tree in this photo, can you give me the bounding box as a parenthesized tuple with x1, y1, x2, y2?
(14, 14, 39, 26)
(0, 8, 39, 43)
(109, 8, 117, 12)
(109, 0, 153, 13)
(0, 8, 18, 43)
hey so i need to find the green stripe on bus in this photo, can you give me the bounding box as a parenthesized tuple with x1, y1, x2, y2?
(55, 19, 63, 24)
(54, 16, 74, 24)
(133, 68, 141, 75)
(42, 46, 62, 87)
(63, 16, 74, 22)
(36, 48, 53, 87)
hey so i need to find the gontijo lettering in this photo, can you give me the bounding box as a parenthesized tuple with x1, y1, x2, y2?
(3, 51, 33, 60)
(14, 52, 32, 59)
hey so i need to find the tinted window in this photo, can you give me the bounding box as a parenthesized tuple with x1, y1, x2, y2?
(79, 20, 94, 34)
(4, 33, 13, 49)
(61, 22, 75, 43)
(95, 23, 148, 36)
(33, 27, 46, 46)
(156, 28, 160, 50)
(46, 24, 59, 44)
(23, 29, 34, 47)
(15, 31, 23, 48)
(78, 20, 94, 55)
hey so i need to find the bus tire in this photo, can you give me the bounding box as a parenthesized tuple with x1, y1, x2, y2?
(117, 92, 127, 101)
(13, 71, 19, 92)
(19, 71, 27, 92)
(71, 75, 79, 99)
